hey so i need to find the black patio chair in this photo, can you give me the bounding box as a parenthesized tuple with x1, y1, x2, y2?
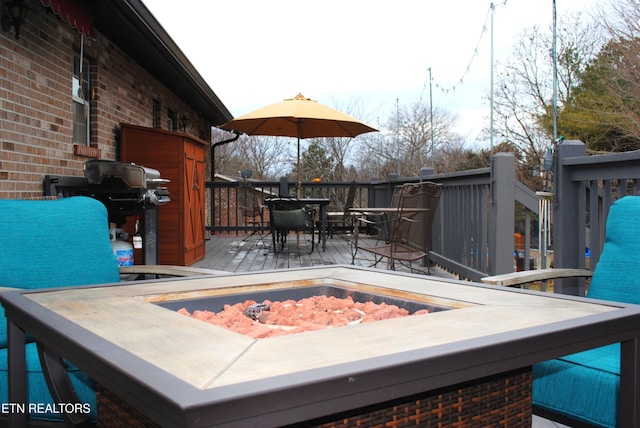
(237, 179, 267, 245)
(268, 198, 315, 254)
(324, 181, 358, 240)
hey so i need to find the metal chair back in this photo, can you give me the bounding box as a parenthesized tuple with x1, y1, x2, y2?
(238, 180, 264, 229)
(352, 182, 442, 273)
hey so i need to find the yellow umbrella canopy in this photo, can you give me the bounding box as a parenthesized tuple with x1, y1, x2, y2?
(219, 93, 378, 197)
(220, 93, 378, 139)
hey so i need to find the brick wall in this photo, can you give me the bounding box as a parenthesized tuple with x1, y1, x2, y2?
(0, 5, 212, 199)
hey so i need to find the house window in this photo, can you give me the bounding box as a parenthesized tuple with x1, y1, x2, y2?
(72, 53, 90, 146)
(152, 100, 161, 128)
(168, 109, 177, 131)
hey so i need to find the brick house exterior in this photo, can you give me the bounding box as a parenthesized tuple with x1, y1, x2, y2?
(1, 0, 232, 199)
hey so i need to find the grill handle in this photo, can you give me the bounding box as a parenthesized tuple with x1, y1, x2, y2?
(147, 178, 171, 185)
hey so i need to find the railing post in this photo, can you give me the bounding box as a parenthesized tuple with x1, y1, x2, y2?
(489, 153, 515, 275)
(279, 176, 289, 197)
(553, 140, 587, 295)
(420, 167, 435, 179)
(368, 179, 377, 208)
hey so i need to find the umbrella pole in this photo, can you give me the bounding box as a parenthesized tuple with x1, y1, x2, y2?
(296, 135, 301, 251)
(296, 136, 302, 199)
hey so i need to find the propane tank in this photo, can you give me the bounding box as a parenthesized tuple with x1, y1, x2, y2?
(110, 223, 134, 266)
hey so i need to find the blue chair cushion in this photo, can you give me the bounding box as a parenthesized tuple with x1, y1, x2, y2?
(533, 197, 640, 428)
(0, 196, 119, 422)
(0, 197, 120, 348)
(588, 196, 640, 304)
(0, 343, 97, 422)
(533, 343, 619, 428)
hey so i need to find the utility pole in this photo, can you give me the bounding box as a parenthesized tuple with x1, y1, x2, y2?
(429, 67, 435, 169)
(396, 98, 400, 176)
(552, 0, 558, 141)
(490, 3, 495, 154)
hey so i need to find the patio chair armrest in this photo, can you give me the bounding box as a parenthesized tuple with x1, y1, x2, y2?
(481, 268, 593, 287)
(0, 286, 21, 293)
(119, 265, 226, 277)
(399, 216, 419, 223)
(356, 216, 376, 226)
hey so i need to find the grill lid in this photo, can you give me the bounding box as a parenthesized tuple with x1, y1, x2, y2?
(84, 160, 168, 189)
(83, 160, 171, 205)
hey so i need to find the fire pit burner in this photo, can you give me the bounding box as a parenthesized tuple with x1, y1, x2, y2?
(157, 284, 448, 314)
(157, 284, 452, 338)
(244, 302, 271, 320)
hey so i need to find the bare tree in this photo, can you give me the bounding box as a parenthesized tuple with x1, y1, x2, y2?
(599, 0, 640, 41)
(399, 102, 462, 174)
(211, 128, 291, 180)
(590, 0, 640, 147)
(308, 96, 379, 182)
(357, 100, 462, 179)
(534, 0, 640, 153)
(237, 135, 292, 179)
(492, 13, 603, 171)
(354, 129, 389, 181)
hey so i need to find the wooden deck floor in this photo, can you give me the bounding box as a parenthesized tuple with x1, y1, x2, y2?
(193, 231, 456, 279)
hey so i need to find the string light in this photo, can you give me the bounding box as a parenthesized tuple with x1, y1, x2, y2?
(431, 1, 507, 95)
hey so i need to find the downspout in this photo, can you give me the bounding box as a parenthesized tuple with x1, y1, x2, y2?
(209, 130, 241, 233)
(211, 130, 241, 181)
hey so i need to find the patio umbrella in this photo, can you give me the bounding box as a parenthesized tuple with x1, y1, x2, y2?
(219, 93, 378, 197)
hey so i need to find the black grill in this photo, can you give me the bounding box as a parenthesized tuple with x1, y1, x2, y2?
(44, 160, 171, 265)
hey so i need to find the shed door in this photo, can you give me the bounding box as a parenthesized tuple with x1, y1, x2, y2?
(183, 142, 206, 265)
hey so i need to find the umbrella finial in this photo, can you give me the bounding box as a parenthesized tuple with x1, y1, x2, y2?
(291, 93, 310, 101)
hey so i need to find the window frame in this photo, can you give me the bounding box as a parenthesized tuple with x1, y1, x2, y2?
(72, 53, 91, 146)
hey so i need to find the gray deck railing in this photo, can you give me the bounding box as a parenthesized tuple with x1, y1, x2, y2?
(552, 141, 640, 295)
(206, 153, 542, 282)
(206, 180, 370, 233)
(364, 154, 538, 281)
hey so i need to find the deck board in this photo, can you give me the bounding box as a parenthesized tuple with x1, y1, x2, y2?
(194, 231, 456, 279)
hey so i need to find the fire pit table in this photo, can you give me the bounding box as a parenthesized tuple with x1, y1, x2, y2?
(3, 266, 640, 427)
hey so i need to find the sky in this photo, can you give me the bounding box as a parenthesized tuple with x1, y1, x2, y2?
(142, 0, 601, 149)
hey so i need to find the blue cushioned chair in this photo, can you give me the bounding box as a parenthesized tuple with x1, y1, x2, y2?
(483, 195, 640, 427)
(0, 196, 220, 424)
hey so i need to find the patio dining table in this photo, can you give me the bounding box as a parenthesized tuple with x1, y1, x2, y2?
(2, 266, 640, 427)
(349, 207, 429, 214)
